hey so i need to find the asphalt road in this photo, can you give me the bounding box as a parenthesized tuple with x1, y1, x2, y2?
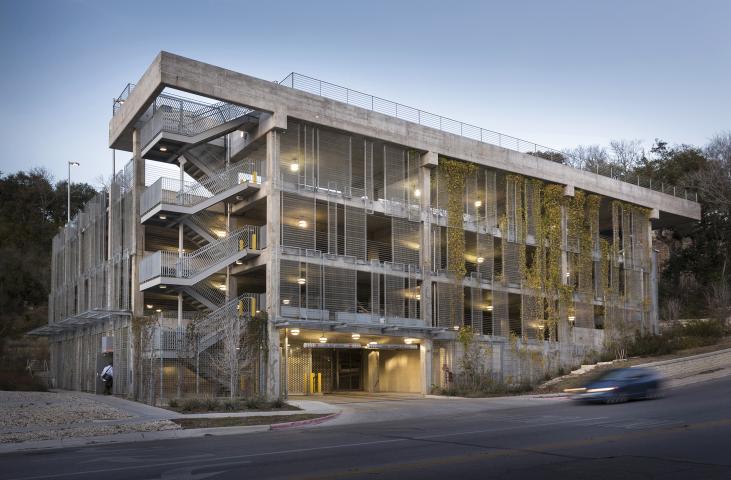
(2, 376, 731, 480)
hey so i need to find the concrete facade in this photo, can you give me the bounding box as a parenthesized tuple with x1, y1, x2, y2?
(36, 52, 700, 404)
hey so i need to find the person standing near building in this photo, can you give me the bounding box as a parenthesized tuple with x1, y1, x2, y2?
(100, 361, 113, 395)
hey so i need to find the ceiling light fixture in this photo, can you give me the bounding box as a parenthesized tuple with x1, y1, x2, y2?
(159, 146, 168, 152)
(413, 188, 421, 198)
(297, 218, 307, 228)
(319, 335, 327, 343)
(282, 299, 291, 305)
(290, 328, 300, 336)
(297, 277, 306, 285)
(351, 333, 360, 340)
(474, 200, 482, 208)
(476, 256, 485, 264)
(145, 304, 153, 309)
(159, 214, 167, 220)
(290, 163, 300, 173)
(159, 285, 167, 289)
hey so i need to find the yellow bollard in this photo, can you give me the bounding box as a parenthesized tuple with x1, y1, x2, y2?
(252, 232, 257, 250)
(252, 171, 257, 184)
(250, 297, 256, 315)
(310, 372, 316, 395)
(239, 239, 244, 251)
(317, 372, 322, 394)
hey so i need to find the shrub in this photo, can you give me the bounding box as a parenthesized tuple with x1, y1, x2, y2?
(180, 397, 205, 412)
(245, 397, 261, 409)
(204, 397, 220, 411)
(682, 319, 727, 338)
(223, 399, 238, 411)
(168, 398, 179, 408)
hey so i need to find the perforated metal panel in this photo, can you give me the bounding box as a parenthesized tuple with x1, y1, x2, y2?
(286, 344, 311, 395)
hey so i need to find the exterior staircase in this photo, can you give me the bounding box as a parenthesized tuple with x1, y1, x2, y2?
(139, 225, 262, 289)
(140, 160, 261, 222)
(139, 93, 260, 153)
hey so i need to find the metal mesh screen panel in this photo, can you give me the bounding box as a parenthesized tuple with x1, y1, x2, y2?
(282, 192, 315, 251)
(323, 265, 356, 321)
(392, 217, 420, 266)
(384, 274, 405, 320)
(493, 289, 509, 337)
(345, 205, 366, 260)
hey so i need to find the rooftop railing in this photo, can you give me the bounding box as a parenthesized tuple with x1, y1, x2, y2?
(112, 83, 135, 115)
(279, 72, 696, 201)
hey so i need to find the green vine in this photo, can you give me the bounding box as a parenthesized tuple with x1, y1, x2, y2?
(440, 157, 476, 327)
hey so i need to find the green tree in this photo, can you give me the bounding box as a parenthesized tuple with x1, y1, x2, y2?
(0, 168, 97, 339)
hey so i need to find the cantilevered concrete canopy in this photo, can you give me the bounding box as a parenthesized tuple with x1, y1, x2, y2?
(110, 51, 700, 223)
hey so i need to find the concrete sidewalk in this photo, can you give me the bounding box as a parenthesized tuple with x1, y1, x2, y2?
(0, 391, 339, 454)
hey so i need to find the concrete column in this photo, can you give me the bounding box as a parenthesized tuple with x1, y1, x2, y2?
(559, 203, 570, 343)
(177, 292, 183, 328)
(649, 220, 659, 334)
(420, 338, 433, 395)
(129, 128, 145, 399)
(178, 157, 186, 195)
(264, 129, 281, 400)
(419, 153, 435, 328)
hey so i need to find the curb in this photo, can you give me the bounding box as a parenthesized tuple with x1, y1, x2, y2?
(424, 393, 569, 401)
(269, 412, 340, 430)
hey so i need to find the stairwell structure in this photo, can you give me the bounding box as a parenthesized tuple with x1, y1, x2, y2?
(34, 52, 701, 404)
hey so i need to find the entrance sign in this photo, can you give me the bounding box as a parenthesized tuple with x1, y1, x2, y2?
(303, 343, 363, 349)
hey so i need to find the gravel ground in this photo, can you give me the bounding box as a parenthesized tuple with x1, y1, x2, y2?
(0, 420, 179, 444)
(0, 391, 180, 444)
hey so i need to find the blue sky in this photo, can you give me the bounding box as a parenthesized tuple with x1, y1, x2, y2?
(0, 0, 729, 186)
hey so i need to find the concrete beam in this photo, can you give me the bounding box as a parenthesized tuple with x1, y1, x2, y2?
(110, 52, 700, 223)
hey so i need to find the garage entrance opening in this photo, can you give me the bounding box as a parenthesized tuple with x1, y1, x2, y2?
(336, 349, 362, 391)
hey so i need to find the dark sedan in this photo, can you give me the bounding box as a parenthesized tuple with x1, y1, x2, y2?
(568, 367, 664, 404)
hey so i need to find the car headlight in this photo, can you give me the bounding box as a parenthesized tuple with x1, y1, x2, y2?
(586, 387, 617, 393)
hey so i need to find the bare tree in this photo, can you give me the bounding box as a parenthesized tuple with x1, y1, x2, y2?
(691, 132, 731, 211)
(609, 139, 644, 174)
(562, 145, 610, 171)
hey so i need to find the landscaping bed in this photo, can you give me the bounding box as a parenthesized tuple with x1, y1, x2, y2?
(166, 396, 300, 414)
(170, 414, 328, 429)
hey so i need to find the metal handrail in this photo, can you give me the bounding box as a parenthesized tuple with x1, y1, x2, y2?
(140, 160, 262, 216)
(112, 83, 135, 115)
(195, 292, 264, 351)
(140, 225, 262, 282)
(138, 93, 256, 149)
(280, 72, 695, 201)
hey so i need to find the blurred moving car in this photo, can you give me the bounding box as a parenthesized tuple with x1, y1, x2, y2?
(566, 367, 664, 404)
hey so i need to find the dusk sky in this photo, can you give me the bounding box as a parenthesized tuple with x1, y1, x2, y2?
(0, 0, 729, 186)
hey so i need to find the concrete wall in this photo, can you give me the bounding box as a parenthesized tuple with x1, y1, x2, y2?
(374, 350, 422, 393)
(635, 348, 731, 379)
(110, 52, 699, 222)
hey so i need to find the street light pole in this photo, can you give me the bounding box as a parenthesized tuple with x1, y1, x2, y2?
(67, 161, 80, 223)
